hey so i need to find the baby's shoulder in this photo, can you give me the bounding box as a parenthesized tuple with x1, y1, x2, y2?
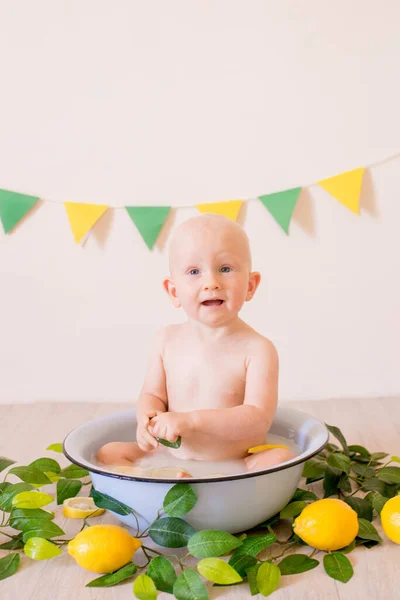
(244, 329, 278, 364)
(154, 324, 185, 350)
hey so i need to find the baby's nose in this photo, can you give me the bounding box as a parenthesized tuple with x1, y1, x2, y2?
(204, 280, 220, 290)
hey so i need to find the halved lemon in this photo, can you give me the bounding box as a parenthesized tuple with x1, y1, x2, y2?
(247, 444, 290, 454)
(63, 497, 105, 519)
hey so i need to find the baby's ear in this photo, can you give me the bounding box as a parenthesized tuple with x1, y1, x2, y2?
(163, 277, 181, 308)
(246, 271, 261, 301)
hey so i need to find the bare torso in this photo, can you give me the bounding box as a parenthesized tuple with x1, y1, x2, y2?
(162, 321, 267, 461)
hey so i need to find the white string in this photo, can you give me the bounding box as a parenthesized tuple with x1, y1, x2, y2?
(11, 151, 400, 209)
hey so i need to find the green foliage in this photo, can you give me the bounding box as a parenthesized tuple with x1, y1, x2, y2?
(0, 428, 398, 599)
(323, 552, 353, 583)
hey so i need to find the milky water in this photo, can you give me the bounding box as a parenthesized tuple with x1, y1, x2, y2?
(94, 433, 301, 479)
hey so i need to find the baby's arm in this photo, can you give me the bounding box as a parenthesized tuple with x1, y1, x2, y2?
(189, 339, 278, 441)
(136, 328, 168, 450)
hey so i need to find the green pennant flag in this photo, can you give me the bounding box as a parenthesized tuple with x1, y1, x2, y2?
(258, 187, 302, 234)
(0, 189, 40, 233)
(125, 206, 171, 250)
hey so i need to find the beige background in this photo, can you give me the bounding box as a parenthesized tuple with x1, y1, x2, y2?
(0, 1, 399, 404)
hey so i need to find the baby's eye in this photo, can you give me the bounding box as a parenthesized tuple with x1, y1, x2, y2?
(189, 269, 200, 275)
(220, 266, 232, 273)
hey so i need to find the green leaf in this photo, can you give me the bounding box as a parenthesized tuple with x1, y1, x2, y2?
(325, 424, 349, 456)
(323, 469, 341, 498)
(291, 488, 317, 502)
(0, 483, 34, 511)
(12, 491, 54, 509)
(356, 538, 380, 549)
(0, 481, 12, 493)
(344, 497, 373, 521)
(340, 539, 356, 554)
(256, 561, 281, 596)
(327, 453, 351, 474)
(357, 518, 382, 543)
(370, 452, 388, 461)
(28, 458, 61, 475)
(8, 466, 51, 485)
(197, 558, 242, 585)
(280, 501, 307, 519)
(246, 565, 259, 596)
(302, 459, 327, 479)
(149, 517, 197, 548)
(385, 483, 400, 498)
(351, 463, 374, 478)
(0, 535, 25, 550)
(391, 455, 400, 463)
(188, 530, 242, 558)
(87, 562, 137, 587)
(57, 478, 82, 505)
(278, 554, 319, 575)
(323, 552, 353, 583)
(338, 473, 352, 493)
(377, 467, 400, 484)
(147, 556, 176, 593)
(173, 569, 208, 600)
(325, 443, 340, 452)
(348, 445, 370, 457)
(228, 553, 257, 577)
(361, 478, 387, 494)
(24, 537, 63, 560)
(22, 520, 65, 542)
(366, 492, 389, 515)
(230, 534, 276, 557)
(0, 457, 16, 473)
(10, 507, 54, 530)
(60, 464, 89, 479)
(133, 574, 157, 600)
(89, 488, 132, 515)
(157, 436, 181, 449)
(163, 484, 197, 517)
(0, 553, 20, 581)
(46, 443, 63, 453)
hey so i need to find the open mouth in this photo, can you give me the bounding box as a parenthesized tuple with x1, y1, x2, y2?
(201, 299, 224, 306)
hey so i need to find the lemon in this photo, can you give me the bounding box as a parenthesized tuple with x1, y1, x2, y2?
(381, 495, 400, 544)
(63, 497, 105, 519)
(68, 524, 142, 573)
(247, 444, 290, 454)
(293, 498, 359, 551)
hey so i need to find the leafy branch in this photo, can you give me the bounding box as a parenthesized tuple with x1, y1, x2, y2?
(0, 424, 399, 597)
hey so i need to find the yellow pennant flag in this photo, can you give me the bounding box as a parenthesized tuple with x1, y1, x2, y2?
(64, 202, 108, 243)
(195, 200, 243, 221)
(318, 168, 364, 214)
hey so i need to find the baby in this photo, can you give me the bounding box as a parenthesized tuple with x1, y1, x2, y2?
(96, 213, 295, 475)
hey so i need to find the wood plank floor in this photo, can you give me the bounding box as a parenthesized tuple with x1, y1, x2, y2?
(0, 398, 399, 599)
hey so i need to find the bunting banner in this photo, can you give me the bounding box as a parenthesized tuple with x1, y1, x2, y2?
(0, 190, 40, 233)
(0, 153, 395, 248)
(64, 202, 108, 244)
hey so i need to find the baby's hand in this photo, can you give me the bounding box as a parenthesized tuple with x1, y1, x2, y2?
(136, 410, 163, 452)
(148, 412, 194, 444)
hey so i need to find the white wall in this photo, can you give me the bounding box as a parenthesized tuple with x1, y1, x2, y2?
(0, 1, 399, 404)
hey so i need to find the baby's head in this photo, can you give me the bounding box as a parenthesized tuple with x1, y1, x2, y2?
(163, 213, 261, 326)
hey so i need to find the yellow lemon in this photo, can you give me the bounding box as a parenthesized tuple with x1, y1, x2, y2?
(293, 498, 359, 551)
(247, 444, 290, 454)
(63, 497, 105, 519)
(381, 495, 400, 544)
(68, 524, 142, 573)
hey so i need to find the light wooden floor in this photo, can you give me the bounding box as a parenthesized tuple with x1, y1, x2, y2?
(0, 398, 399, 599)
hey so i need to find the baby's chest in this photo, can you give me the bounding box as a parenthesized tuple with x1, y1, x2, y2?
(164, 350, 247, 408)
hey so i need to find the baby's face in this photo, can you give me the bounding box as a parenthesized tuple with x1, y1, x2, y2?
(165, 221, 260, 327)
